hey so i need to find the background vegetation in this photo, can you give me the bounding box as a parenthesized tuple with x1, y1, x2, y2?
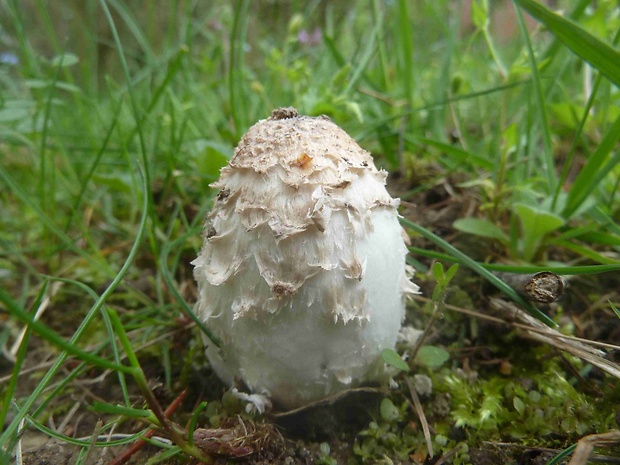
(1, 0, 619, 464)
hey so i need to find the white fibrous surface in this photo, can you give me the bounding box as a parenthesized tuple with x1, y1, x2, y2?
(192, 107, 419, 410)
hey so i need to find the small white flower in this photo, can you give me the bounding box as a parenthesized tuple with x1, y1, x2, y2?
(193, 107, 419, 410)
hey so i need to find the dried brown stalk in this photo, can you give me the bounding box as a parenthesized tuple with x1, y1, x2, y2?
(494, 271, 565, 303)
(567, 430, 620, 465)
(489, 298, 620, 380)
(107, 389, 188, 465)
(405, 377, 433, 458)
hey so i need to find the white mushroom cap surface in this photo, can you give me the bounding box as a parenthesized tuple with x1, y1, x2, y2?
(192, 107, 419, 410)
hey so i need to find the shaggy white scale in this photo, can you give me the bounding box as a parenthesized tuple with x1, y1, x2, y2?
(193, 107, 419, 411)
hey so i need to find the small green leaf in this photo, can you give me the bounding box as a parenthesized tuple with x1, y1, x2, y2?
(432, 262, 445, 283)
(381, 348, 409, 372)
(0, 107, 30, 123)
(50, 53, 79, 68)
(331, 63, 352, 88)
(92, 173, 133, 193)
(199, 147, 229, 180)
(501, 123, 518, 157)
(513, 396, 525, 415)
(415, 345, 450, 368)
(380, 398, 399, 422)
(453, 218, 509, 244)
(471, 0, 489, 30)
(445, 263, 460, 282)
(514, 203, 565, 261)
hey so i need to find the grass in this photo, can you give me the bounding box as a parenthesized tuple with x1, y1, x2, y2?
(1, 0, 620, 463)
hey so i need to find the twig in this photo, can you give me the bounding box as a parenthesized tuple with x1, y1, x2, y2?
(494, 271, 565, 303)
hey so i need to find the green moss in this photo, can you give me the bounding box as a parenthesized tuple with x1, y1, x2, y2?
(353, 348, 618, 463)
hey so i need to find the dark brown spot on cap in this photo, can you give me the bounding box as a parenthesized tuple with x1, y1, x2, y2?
(217, 188, 231, 201)
(271, 282, 296, 297)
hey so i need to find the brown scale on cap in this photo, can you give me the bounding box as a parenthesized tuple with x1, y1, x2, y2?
(269, 107, 299, 120)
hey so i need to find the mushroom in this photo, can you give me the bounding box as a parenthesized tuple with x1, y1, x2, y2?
(192, 107, 419, 411)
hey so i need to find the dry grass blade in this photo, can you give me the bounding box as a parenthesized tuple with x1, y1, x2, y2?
(405, 377, 433, 458)
(567, 430, 620, 465)
(489, 298, 620, 380)
(414, 295, 620, 352)
(271, 387, 383, 417)
(7, 282, 62, 361)
(82, 419, 103, 465)
(433, 444, 466, 465)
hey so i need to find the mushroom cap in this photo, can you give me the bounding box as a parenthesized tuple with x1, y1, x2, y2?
(193, 108, 419, 409)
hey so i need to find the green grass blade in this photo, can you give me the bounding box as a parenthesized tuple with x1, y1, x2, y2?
(0, 281, 49, 433)
(0, 287, 132, 373)
(229, 0, 251, 135)
(343, 16, 381, 97)
(159, 228, 222, 348)
(106, 0, 155, 65)
(120, 46, 188, 150)
(554, 240, 620, 265)
(562, 113, 620, 218)
(0, 164, 113, 275)
(545, 443, 577, 465)
(401, 217, 557, 327)
(25, 416, 146, 447)
(551, 72, 603, 211)
(91, 401, 154, 418)
(0, 164, 150, 446)
(397, 0, 414, 109)
(355, 78, 533, 142)
(410, 137, 494, 171)
(63, 98, 122, 232)
(99, 0, 151, 184)
(610, 301, 620, 320)
(514, 0, 620, 88)
(37, 51, 65, 221)
(408, 246, 620, 275)
(515, 5, 556, 194)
